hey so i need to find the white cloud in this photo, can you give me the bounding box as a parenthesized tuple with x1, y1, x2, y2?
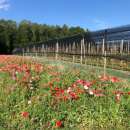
(92, 19, 111, 30)
(0, 0, 10, 11)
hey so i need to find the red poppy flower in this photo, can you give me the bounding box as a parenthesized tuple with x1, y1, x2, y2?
(56, 120, 62, 127)
(66, 87, 72, 93)
(110, 76, 120, 83)
(60, 89, 64, 94)
(83, 81, 92, 90)
(88, 89, 104, 97)
(21, 111, 29, 118)
(99, 75, 109, 82)
(69, 92, 79, 100)
(76, 79, 84, 85)
(63, 96, 69, 101)
(54, 87, 60, 91)
(113, 91, 123, 103)
(72, 83, 77, 88)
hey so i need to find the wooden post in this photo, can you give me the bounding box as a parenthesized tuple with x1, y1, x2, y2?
(104, 51, 107, 77)
(128, 41, 130, 54)
(107, 42, 109, 54)
(45, 44, 47, 57)
(102, 39, 105, 55)
(22, 48, 24, 57)
(22, 48, 25, 63)
(33, 45, 35, 57)
(72, 42, 75, 63)
(88, 42, 91, 54)
(82, 38, 85, 58)
(115, 42, 117, 55)
(27, 47, 29, 56)
(69, 42, 71, 54)
(80, 39, 83, 64)
(120, 40, 124, 55)
(62, 43, 65, 60)
(55, 41, 59, 60)
(65, 43, 68, 53)
(113, 41, 116, 55)
(97, 42, 99, 54)
(119, 40, 123, 70)
(63, 43, 65, 53)
(91, 43, 94, 54)
(42, 44, 44, 56)
(34, 46, 38, 61)
(110, 41, 112, 54)
(85, 43, 87, 64)
(90, 42, 92, 54)
(36, 51, 38, 60)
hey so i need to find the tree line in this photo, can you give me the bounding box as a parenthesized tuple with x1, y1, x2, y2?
(0, 19, 87, 54)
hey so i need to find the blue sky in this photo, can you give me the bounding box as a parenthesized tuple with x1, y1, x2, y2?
(0, 0, 130, 30)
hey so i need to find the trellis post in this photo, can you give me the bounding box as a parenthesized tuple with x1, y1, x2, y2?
(27, 47, 29, 56)
(35, 46, 38, 61)
(113, 41, 116, 54)
(120, 40, 124, 70)
(42, 44, 44, 56)
(120, 40, 124, 55)
(34, 45, 37, 57)
(83, 38, 85, 58)
(65, 42, 68, 53)
(55, 40, 59, 60)
(97, 42, 99, 54)
(80, 38, 83, 64)
(32, 45, 35, 57)
(128, 41, 130, 54)
(72, 42, 75, 63)
(102, 38, 105, 55)
(88, 42, 90, 54)
(22, 48, 25, 63)
(104, 51, 107, 77)
(22, 48, 25, 57)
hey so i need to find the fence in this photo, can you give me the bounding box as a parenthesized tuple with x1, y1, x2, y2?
(14, 25, 130, 72)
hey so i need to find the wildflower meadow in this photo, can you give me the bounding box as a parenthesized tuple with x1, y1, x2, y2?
(0, 55, 130, 130)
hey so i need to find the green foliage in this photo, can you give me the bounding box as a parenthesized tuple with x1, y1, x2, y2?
(0, 19, 17, 54)
(0, 19, 87, 54)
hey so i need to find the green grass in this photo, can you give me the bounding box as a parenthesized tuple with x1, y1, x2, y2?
(1, 56, 130, 129)
(37, 57, 130, 80)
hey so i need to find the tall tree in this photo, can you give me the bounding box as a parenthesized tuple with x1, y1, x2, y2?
(0, 19, 87, 54)
(0, 19, 17, 53)
(18, 20, 33, 46)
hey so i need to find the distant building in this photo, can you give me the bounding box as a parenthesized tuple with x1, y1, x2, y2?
(91, 25, 130, 42)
